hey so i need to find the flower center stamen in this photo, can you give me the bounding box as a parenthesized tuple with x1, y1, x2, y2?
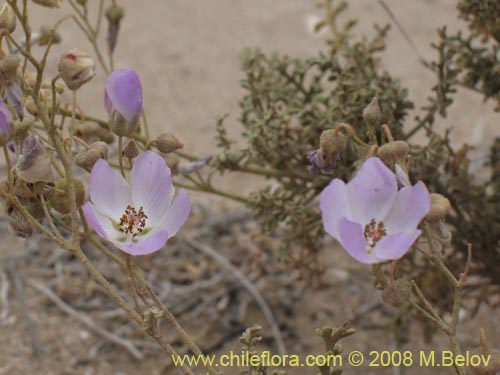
(364, 218, 386, 251)
(119, 205, 148, 237)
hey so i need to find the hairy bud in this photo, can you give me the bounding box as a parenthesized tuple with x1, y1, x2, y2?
(363, 97, 381, 125)
(382, 279, 411, 308)
(425, 194, 451, 222)
(72, 122, 114, 144)
(32, 0, 62, 8)
(123, 140, 139, 159)
(6, 203, 35, 238)
(50, 178, 85, 214)
(155, 132, 184, 154)
(0, 55, 20, 86)
(105, 4, 124, 53)
(0, 2, 16, 34)
(75, 141, 108, 172)
(58, 49, 95, 91)
(38, 25, 62, 46)
(378, 140, 409, 167)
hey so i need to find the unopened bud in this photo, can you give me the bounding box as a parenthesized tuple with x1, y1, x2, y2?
(38, 25, 62, 46)
(13, 177, 36, 198)
(58, 49, 95, 90)
(0, 2, 16, 34)
(50, 178, 85, 214)
(123, 140, 139, 159)
(425, 194, 451, 222)
(378, 140, 409, 166)
(155, 132, 183, 154)
(164, 154, 180, 174)
(75, 141, 108, 172)
(0, 55, 20, 86)
(72, 122, 114, 144)
(363, 97, 381, 125)
(32, 0, 62, 8)
(381, 279, 411, 308)
(105, 4, 124, 53)
(76, 0, 87, 5)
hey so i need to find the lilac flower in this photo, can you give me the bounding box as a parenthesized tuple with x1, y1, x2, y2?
(83, 151, 191, 256)
(104, 69, 142, 136)
(320, 157, 430, 264)
(0, 101, 12, 145)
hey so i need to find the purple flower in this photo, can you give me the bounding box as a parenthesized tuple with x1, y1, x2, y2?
(0, 101, 12, 145)
(320, 157, 430, 264)
(104, 69, 142, 136)
(83, 151, 191, 256)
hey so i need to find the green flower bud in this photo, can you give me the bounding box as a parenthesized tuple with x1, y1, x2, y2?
(0, 55, 20, 86)
(123, 140, 139, 159)
(38, 25, 62, 46)
(378, 140, 409, 166)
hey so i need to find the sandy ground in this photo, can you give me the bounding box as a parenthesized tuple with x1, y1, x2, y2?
(1, 1, 499, 375)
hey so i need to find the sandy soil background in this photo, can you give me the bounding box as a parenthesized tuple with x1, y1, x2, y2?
(1, 1, 499, 375)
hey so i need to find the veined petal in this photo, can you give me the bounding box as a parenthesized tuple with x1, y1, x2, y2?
(320, 179, 352, 240)
(117, 230, 169, 256)
(383, 182, 430, 233)
(337, 217, 375, 264)
(157, 188, 191, 239)
(82, 202, 120, 240)
(130, 151, 174, 225)
(347, 158, 397, 225)
(105, 69, 142, 122)
(89, 159, 131, 219)
(373, 230, 421, 261)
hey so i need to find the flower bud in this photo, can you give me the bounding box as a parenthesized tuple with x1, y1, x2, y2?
(15, 131, 54, 183)
(378, 140, 409, 167)
(75, 141, 108, 172)
(32, 0, 62, 8)
(123, 140, 139, 159)
(0, 55, 20, 85)
(155, 132, 183, 154)
(105, 4, 124, 53)
(425, 193, 451, 222)
(58, 49, 95, 91)
(308, 130, 346, 174)
(38, 25, 62, 46)
(0, 2, 16, 34)
(0, 101, 12, 146)
(381, 279, 411, 308)
(363, 97, 381, 125)
(105, 69, 142, 136)
(49, 178, 85, 214)
(13, 177, 37, 198)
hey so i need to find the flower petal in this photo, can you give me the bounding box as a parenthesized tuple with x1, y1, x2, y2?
(89, 159, 131, 219)
(82, 202, 120, 240)
(157, 188, 191, 239)
(105, 69, 142, 122)
(118, 230, 170, 256)
(383, 182, 430, 233)
(347, 157, 397, 225)
(130, 151, 174, 225)
(320, 179, 352, 240)
(337, 217, 375, 264)
(373, 230, 421, 261)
